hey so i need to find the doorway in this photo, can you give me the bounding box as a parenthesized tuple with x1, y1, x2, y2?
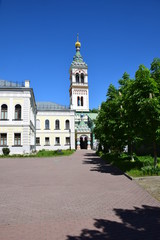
(80, 136, 87, 149)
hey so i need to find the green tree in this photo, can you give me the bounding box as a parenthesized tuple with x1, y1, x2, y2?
(150, 58, 160, 87)
(95, 61, 160, 167)
(95, 84, 126, 153)
(133, 65, 160, 167)
(89, 108, 99, 113)
(94, 102, 108, 152)
(119, 72, 138, 160)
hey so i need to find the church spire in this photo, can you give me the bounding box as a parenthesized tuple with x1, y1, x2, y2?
(70, 34, 87, 68)
(75, 33, 81, 50)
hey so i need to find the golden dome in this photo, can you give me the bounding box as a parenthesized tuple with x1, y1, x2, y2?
(75, 41, 81, 48)
(75, 33, 81, 48)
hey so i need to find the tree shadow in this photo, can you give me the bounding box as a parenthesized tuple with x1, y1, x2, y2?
(83, 152, 123, 176)
(67, 205, 160, 240)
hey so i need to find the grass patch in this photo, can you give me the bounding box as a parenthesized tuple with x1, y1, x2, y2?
(98, 152, 160, 177)
(0, 149, 75, 158)
(36, 149, 75, 157)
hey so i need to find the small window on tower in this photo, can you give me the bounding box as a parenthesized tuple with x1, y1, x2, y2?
(81, 97, 83, 106)
(77, 96, 81, 106)
(81, 73, 84, 83)
(76, 73, 79, 83)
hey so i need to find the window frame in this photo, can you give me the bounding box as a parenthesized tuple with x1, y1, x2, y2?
(76, 73, 79, 83)
(45, 137, 50, 146)
(45, 119, 50, 130)
(0, 133, 7, 146)
(81, 96, 83, 106)
(36, 137, 40, 145)
(14, 133, 21, 146)
(15, 104, 22, 120)
(55, 119, 60, 130)
(65, 120, 70, 130)
(81, 73, 84, 83)
(65, 137, 70, 145)
(1, 104, 8, 120)
(55, 137, 60, 145)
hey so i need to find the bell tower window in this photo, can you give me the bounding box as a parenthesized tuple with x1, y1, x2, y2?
(77, 96, 81, 106)
(81, 97, 83, 106)
(76, 73, 79, 83)
(81, 73, 84, 83)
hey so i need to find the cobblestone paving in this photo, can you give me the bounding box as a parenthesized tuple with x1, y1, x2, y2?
(134, 176, 160, 202)
(0, 150, 160, 240)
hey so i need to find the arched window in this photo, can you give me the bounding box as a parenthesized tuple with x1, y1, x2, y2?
(36, 119, 40, 129)
(55, 119, 60, 130)
(81, 73, 84, 83)
(65, 120, 70, 130)
(76, 73, 79, 83)
(81, 97, 83, 106)
(15, 104, 21, 120)
(1, 104, 8, 120)
(77, 96, 81, 106)
(45, 119, 50, 129)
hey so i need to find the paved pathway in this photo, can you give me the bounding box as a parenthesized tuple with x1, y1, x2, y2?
(0, 150, 160, 240)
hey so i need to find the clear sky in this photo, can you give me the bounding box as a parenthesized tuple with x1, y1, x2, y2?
(0, 0, 160, 109)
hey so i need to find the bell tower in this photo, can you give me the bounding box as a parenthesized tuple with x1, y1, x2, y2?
(69, 35, 89, 112)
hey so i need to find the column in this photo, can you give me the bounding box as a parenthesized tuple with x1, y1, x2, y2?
(87, 137, 91, 150)
(77, 138, 80, 150)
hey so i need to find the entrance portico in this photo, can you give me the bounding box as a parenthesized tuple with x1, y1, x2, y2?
(76, 133, 91, 150)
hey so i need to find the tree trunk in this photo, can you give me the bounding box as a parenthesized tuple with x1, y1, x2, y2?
(128, 138, 134, 161)
(153, 141, 157, 167)
(130, 142, 135, 161)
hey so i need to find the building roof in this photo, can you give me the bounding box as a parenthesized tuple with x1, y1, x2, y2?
(70, 38, 88, 69)
(87, 113, 98, 120)
(36, 102, 70, 111)
(0, 80, 25, 88)
(76, 120, 91, 133)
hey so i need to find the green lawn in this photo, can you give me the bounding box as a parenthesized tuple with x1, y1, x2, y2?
(0, 149, 75, 158)
(98, 152, 160, 177)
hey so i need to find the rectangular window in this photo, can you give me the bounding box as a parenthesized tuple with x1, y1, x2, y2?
(1, 111, 7, 120)
(66, 137, 70, 145)
(36, 137, 40, 145)
(14, 133, 21, 146)
(55, 137, 60, 145)
(0, 133, 7, 146)
(45, 137, 50, 145)
(15, 108, 21, 120)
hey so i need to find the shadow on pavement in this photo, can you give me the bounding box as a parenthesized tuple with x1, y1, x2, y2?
(67, 205, 160, 240)
(83, 152, 123, 175)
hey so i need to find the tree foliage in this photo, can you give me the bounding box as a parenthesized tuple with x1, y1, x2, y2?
(95, 58, 160, 167)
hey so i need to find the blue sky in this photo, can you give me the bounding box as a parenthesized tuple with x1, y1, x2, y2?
(0, 0, 160, 109)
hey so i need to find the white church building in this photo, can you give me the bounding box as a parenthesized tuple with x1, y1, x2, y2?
(0, 38, 97, 154)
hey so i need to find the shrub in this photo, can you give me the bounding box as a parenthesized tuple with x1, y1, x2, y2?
(2, 148, 10, 156)
(141, 165, 160, 175)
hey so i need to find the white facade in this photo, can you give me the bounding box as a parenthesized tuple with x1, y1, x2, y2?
(36, 107, 75, 151)
(69, 68, 89, 112)
(0, 80, 36, 154)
